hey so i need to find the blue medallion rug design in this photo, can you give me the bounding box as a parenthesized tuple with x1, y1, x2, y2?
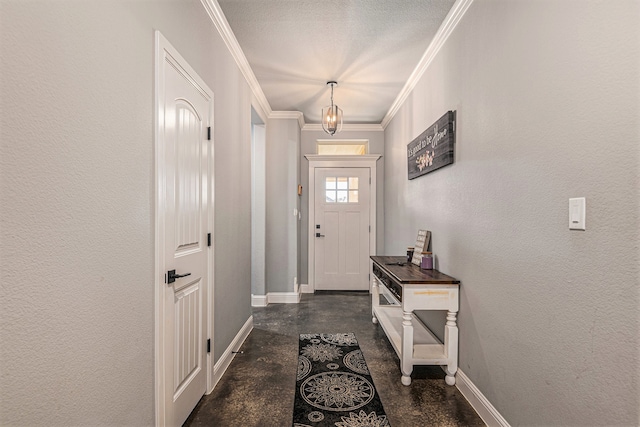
(293, 333, 390, 427)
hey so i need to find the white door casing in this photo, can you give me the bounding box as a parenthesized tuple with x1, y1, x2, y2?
(314, 168, 370, 290)
(155, 32, 214, 427)
(306, 155, 381, 293)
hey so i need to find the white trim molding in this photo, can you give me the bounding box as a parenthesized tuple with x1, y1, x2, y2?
(209, 316, 253, 393)
(270, 111, 303, 120)
(267, 292, 302, 304)
(251, 294, 268, 307)
(302, 123, 384, 132)
(456, 369, 511, 427)
(380, 0, 474, 129)
(200, 0, 271, 116)
(252, 292, 302, 306)
(270, 110, 305, 129)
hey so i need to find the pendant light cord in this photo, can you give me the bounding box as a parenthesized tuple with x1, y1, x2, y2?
(330, 83, 334, 108)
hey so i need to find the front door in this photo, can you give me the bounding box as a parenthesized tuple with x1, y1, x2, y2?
(157, 32, 212, 426)
(314, 168, 370, 290)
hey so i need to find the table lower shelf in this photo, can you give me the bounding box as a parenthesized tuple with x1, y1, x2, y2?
(373, 305, 448, 364)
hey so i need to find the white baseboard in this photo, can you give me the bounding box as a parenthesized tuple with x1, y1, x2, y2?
(208, 316, 253, 394)
(456, 369, 510, 427)
(267, 291, 301, 304)
(251, 292, 301, 306)
(251, 294, 268, 307)
(300, 284, 313, 293)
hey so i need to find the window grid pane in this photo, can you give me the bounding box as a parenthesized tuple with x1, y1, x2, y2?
(326, 190, 336, 203)
(326, 176, 361, 203)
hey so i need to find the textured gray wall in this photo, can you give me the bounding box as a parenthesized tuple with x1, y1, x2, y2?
(299, 130, 385, 285)
(0, 0, 252, 424)
(384, 1, 639, 425)
(265, 118, 301, 293)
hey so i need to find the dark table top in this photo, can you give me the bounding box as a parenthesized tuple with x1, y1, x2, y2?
(371, 256, 460, 285)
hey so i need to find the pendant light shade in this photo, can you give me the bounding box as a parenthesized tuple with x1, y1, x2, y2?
(321, 81, 343, 136)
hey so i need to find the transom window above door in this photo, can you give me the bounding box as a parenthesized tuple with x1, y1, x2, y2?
(325, 177, 359, 203)
(316, 139, 368, 155)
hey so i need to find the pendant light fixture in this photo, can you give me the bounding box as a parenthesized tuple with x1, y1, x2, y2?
(321, 81, 343, 136)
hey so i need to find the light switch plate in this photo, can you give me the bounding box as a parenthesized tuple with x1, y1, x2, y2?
(569, 197, 586, 230)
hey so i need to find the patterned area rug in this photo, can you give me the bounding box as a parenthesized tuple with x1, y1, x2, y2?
(293, 333, 389, 427)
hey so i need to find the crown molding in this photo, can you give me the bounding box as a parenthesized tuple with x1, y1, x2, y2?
(202, 0, 472, 132)
(380, 0, 474, 129)
(269, 111, 305, 129)
(250, 93, 269, 124)
(200, 0, 272, 116)
(269, 111, 303, 119)
(269, 111, 302, 119)
(302, 123, 384, 132)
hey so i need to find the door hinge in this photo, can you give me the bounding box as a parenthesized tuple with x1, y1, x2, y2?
(207, 339, 211, 353)
(207, 233, 211, 247)
(369, 225, 371, 232)
(207, 127, 211, 140)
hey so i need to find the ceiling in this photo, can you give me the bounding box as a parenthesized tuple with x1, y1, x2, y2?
(216, 0, 456, 125)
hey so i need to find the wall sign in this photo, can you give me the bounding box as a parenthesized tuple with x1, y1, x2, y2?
(407, 111, 455, 179)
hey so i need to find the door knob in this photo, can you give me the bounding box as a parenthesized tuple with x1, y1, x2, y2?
(167, 269, 191, 284)
(316, 233, 325, 237)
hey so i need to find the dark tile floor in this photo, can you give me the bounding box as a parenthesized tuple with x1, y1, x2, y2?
(184, 291, 484, 427)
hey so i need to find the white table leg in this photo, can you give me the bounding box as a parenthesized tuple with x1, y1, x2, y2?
(371, 279, 379, 324)
(444, 310, 458, 386)
(401, 310, 414, 386)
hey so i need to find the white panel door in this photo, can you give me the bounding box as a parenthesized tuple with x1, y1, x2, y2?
(158, 35, 212, 427)
(314, 168, 370, 290)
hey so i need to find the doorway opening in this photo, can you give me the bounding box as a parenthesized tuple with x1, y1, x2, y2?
(250, 107, 267, 307)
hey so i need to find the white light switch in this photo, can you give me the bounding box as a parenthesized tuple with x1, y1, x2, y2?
(569, 197, 586, 230)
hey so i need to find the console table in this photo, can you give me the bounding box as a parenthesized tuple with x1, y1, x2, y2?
(370, 256, 460, 386)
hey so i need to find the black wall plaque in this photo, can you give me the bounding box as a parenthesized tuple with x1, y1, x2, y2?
(407, 111, 455, 179)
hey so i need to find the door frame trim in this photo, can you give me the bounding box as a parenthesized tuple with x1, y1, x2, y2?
(154, 31, 215, 426)
(305, 155, 381, 293)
